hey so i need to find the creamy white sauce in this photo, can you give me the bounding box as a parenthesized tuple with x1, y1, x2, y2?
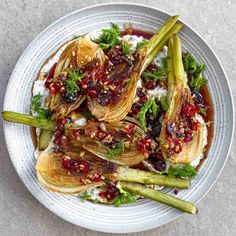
(79, 186, 107, 203)
(89, 31, 101, 41)
(74, 117, 87, 126)
(33, 79, 48, 97)
(34, 148, 40, 160)
(121, 35, 144, 53)
(146, 86, 167, 100)
(33, 140, 55, 160)
(134, 85, 168, 104)
(153, 46, 168, 66)
(32, 79, 49, 110)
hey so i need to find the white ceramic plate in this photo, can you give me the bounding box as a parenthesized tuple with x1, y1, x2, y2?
(3, 3, 234, 233)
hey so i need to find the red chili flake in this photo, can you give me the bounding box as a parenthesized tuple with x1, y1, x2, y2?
(98, 183, 118, 201)
(73, 129, 80, 140)
(131, 104, 141, 114)
(49, 83, 57, 94)
(191, 121, 199, 131)
(53, 118, 70, 147)
(56, 118, 67, 130)
(88, 90, 97, 98)
(145, 81, 156, 90)
(60, 118, 67, 125)
(138, 137, 151, 155)
(48, 63, 57, 80)
(146, 64, 157, 72)
(106, 46, 125, 65)
(53, 82, 62, 91)
(60, 86, 66, 94)
(45, 81, 50, 89)
(166, 136, 183, 154)
(183, 133, 193, 143)
(62, 157, 90, 174)
(125, 124, 135, 137)
(58, 135, 69, 148)
(136, 87, 147, 97)
(45, 63, 57, 90)
(182, 103, 198, 118)
(139, 95, 148, 104)
(96, 131, 107, 140)
(54, 130, 63, 139)
(88, 173, 103, 182)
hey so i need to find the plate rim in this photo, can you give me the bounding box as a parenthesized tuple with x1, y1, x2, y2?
(3, 2, 235, 233)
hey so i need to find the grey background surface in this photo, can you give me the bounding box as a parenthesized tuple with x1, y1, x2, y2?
(0, 0, 235, 235)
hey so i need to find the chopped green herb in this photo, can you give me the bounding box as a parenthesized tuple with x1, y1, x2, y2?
(198, 107, 207, 116)
(137, 97, 158, 131)
(182, 52, 207, 91)
(65, 79, 79, 94)
(142, 58, 168, 82)
(190, 69, 207, 92)
(113, 191, 137, 207)
(161, 56, 168, 69)
(121, 42, 131, 55)
(72, 34, 81, 39)
(113, 183, 137, 207)
(160, 95, 169, 111)
(31, 94, 51, 119)
(182, 52, 197, 73)
(65, 68, 85, 95)
(93, 198, 99, 204)
(66, 68, 85, 81)
(95, 23, 120, 50)
(136, 38, 149, 50)
(79, 191, 92, 202)
(124, 78, 131, 84)
(107, 140, 125, 159)
(161, 164, 197, 180)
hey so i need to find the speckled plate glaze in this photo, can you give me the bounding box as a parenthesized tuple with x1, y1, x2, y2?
(3, 3, 234, 233)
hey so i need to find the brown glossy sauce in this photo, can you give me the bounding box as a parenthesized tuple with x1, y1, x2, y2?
(31, 127, 38, 148)
(121, 28, 153, 39)
(196, 85, 214, 170)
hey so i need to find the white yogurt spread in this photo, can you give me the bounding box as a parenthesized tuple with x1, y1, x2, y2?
(153, 46, 168, 66)
(80, 186, 107, 203)
(121, 35, 144, 53)
(146, 86, 168, 100)
(74, 117, 87, 126)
